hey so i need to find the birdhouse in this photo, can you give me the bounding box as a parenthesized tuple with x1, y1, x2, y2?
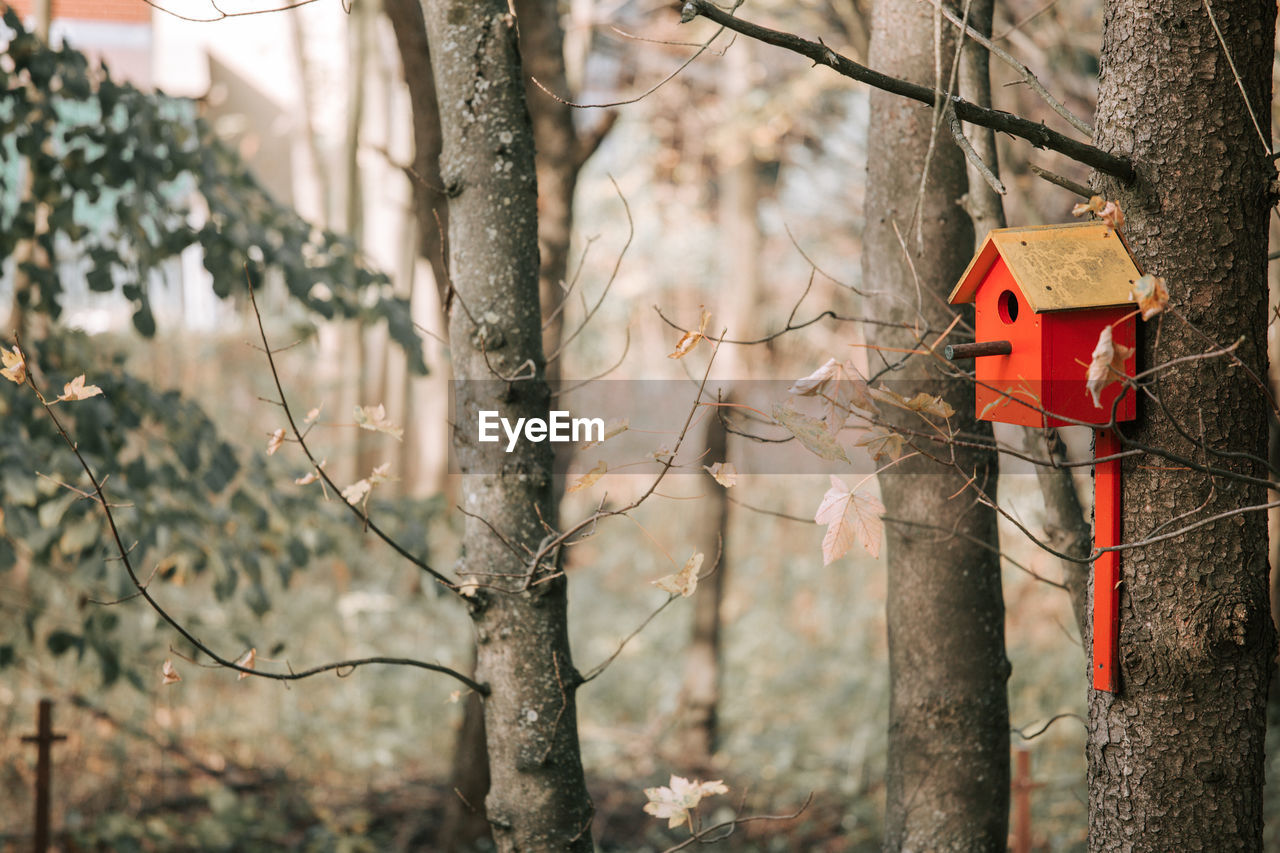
(945, 222, 1140, 428)
(947, 221, 1147, 695)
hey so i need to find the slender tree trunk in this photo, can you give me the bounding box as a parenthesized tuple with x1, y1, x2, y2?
(863, 0, 1010, 848)
(1086, 1, 1275, 848)
(422, 5, 594, 850)
(676, 406, 730, 771)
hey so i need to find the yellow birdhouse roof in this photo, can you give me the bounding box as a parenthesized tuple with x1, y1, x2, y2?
(947, 222, 1143, 312)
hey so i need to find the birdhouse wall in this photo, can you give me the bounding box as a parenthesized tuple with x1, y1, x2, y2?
(1042, 308, 1136, 426)
(972, 258, 1045, 427)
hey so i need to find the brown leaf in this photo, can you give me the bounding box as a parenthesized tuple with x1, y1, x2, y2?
(772, 403, 850, 463)
(582, 418, 629, 449)
(1085, 326, 1134, 408)
(667, 308, 711, 359)
(788, 358, 875, 433)
(234, 648, 256, 680)
(871, 386, 955, 419)
(567, 460, 606, 493)
(161, 658, 181, 686)
(855, 427, 907, 462)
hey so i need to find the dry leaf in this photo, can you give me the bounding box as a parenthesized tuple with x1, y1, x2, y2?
(788, 358, 875, 433)
(1086, 326, 1134, 408)
(1, 346, 26, 384)
(871, 386, 955, 419)
(459, 580, 480, 597)
(266, 428, 286, 456)
(304, 405, 322, 425)
(161, 658, 181, 686)
(1098, 200, 1125, 229)
(1130, 274, 1169, 320)
(1071, 195, 1124, 229)
(342, 477, 372, 505)
(567, 460, 606, 493)
(56, 374, 103, 402)
(354, 404, 404, 441)
(582, 418, 629, 449)
(772, 403, 850, 463)
(368, 462, 394, 485)
(856, 427, 907, 462)
(234, 648, 256, 680)
(814, 475, 885, 565)
(652, 552, 703, 598)
(643, 775, 729, 829)
(703, 462, 737, 488)
(667, 308, 711, 359)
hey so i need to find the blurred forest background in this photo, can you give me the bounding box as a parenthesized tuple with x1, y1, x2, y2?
(1, 0, 1279, 850)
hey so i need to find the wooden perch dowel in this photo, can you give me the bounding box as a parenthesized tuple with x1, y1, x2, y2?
(945, 340, 1013, 360)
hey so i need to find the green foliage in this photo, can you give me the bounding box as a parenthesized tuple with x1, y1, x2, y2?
(0, 10, 425, 372)
(0, 332, 383, 688)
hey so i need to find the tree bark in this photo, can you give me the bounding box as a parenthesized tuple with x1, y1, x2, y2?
(422, 4, 594, 850)
(1087, 1, 1275, 848)
(863, 0, 1010, 849)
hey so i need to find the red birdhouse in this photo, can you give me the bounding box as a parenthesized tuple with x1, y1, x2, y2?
(946, 221, 1140, 428)
(947, 221, 1146, 695)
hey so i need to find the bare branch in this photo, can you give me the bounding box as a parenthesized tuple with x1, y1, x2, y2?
(679, 0, 1135, 181)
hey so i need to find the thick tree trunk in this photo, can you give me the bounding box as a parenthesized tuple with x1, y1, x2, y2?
(422, 5, 594, 851)
(1087, 1, 1275, 848)
(863, 0, 1010, 849)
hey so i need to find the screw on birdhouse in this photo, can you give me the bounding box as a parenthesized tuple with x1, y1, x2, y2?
(21, 699, 67, 853)
(944, 340, 1012, 360)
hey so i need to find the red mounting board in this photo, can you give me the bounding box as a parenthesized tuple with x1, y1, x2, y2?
(1092, 428, 1122, 692)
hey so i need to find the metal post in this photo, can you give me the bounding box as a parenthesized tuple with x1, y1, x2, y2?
(21, 699, 67, 853)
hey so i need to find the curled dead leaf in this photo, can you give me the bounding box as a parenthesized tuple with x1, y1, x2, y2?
(234, 648, 256, 680)
(1130, 274, 1169, 320)
(161, 658, 181, 686)
(582, 418, 629, 449)
(1085, 326, 1134, 408)
(266, 428, 286, 456)
(667, 308, 711, 359)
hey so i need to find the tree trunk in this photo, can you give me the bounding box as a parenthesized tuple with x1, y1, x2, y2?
(1087, 1, 1275, 848)
(863, 0, 1010, 848)
(423, 4, 594, 851)
(676, 405, 730, 772)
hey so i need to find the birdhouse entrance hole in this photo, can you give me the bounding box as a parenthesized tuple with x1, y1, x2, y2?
(998, 290, 1019, 324)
